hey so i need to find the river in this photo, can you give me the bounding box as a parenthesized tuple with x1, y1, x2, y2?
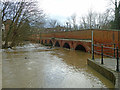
(2, 43, 114, 88)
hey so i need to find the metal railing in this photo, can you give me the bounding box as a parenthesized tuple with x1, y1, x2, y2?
(92, 43, 120, 72)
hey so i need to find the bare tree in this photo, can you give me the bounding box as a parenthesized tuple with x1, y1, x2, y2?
(80, 16, 87, 29)
(98, 10, 113, 29)
(48, 19, 60, 28)
(1, 0, 45, 48)
(66, 13, 78, 30)
(79, 9, 113, 29)
(79, 10, 98, 29)
(106, 0, 120, 29)
(86, 10, 98, 29)
(71, 13, 77, 29)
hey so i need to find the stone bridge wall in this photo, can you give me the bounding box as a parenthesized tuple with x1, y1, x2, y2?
(40, 29, 119, 44)
(41, 30, 92, 40)
(30, 29, 120, 56)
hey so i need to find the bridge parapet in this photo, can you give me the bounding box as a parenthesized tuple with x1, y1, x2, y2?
(30, 29, 120, 55)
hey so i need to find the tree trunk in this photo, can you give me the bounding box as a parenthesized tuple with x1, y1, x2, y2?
(3, 36, 8, 48)
(10, 33, 17, 47)
(10, 41, 15, 48)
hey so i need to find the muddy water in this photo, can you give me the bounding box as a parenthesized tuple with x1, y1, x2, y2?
(2, 43, 114, 88)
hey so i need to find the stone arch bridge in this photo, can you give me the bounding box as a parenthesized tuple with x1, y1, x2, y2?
(40, 38, 90, 52)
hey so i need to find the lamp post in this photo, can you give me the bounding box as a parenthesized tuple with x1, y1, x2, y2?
(92, 30, 94, 60)
(116, 46, 119, 71)
(66, 22, 68, 31)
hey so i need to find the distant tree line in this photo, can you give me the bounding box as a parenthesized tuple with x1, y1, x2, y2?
(49, 0, 120, 30)
(65, 0, 120, 30)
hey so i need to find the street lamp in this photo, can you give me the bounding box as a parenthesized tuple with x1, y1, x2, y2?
(66, 22, 68, 31)
(92, 30, 94, 60)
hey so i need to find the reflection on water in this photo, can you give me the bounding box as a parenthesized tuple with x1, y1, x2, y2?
(2, 43, 114, 88)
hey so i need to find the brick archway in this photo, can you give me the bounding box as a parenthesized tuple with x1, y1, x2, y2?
(62, 42, 70, 49)
(41, 40, 43, 44)
(45, 40, 47, 44)
(62, 41, 73, 49)
(55, 41, 60, 47)
(74, 42, 90, 52)
(49, 40, 53, 46)
(75, 44, 86, 52)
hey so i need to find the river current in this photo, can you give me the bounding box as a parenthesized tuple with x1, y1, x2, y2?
(2, 43, 114, 88)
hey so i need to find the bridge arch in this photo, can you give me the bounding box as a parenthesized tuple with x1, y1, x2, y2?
(49, 40, 53, 46)
(75, 44, 86, 52)
(55, 41, 60, 47)
(63, 43, 70, 49)
(39, 40, 40, 43)
(45, 40, 47, 44)
(41, 40, 43, 44)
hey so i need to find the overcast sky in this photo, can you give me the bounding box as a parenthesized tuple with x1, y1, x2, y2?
(38, 0, 114, 24)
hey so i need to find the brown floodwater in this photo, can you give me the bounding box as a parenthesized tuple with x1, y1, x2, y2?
(2, 43, 114, 88)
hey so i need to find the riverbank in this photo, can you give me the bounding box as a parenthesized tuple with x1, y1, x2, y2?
(87, 58, 120, 89)
(2, 41, 30, 49)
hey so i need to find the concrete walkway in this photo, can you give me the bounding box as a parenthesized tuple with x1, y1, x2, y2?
(95, 58, 120, 71)
(94, 58, 120, 89)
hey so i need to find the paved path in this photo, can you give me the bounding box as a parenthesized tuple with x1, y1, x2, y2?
(95, 58, 120, 71)
(95, 58, 120, 89)
(118, 73, 120, 89)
